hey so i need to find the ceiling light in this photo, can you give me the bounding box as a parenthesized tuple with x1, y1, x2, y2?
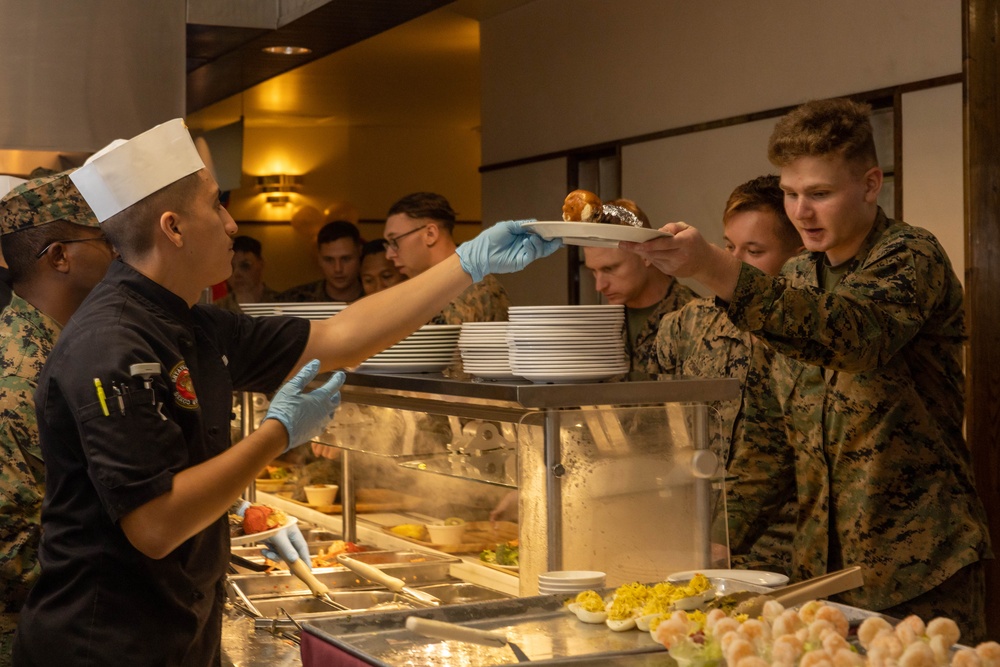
(262, 46, 312, 56)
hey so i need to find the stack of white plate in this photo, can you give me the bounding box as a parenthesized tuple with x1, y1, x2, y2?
(506, 305, 627, 383)
(538, 570, 607, 595)
(239, 302, 348, 320)
(458, 322, 515, 380)
(355, 324, 461, 374)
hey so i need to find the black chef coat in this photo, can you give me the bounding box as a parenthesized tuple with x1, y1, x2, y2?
(14, 260, 310, 667)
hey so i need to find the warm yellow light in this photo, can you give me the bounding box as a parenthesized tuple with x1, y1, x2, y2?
(262, 46, 312, 55)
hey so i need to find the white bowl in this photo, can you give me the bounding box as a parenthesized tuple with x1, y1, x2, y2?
(540, 586, 598, 596)
(304, 484, 339, 506)
(539, 583, 606, 591)
(425, 522, 467, 544)
(539, 570, 606, 583)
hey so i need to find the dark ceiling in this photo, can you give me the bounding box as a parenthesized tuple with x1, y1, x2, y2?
(185, 0, 453, 115)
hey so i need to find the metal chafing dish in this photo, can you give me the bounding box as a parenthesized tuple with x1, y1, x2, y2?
(228, 549, 459, 598)
(298, 578, 773, 666)
(227, 546, 512, 631)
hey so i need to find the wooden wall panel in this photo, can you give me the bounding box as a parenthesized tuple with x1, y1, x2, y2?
(963, 0, 1000, 640)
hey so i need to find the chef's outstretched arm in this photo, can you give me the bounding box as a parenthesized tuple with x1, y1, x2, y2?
(299, 220, 562, 373)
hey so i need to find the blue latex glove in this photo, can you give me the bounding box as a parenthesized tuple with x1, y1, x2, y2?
(259, 522, 311, 567)
(262, 361, 346, 453)
(455, 219, 563, 283)
(234, 501, 311, 567)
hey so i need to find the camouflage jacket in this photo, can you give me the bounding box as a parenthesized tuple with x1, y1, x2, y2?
(629, 280, 698, 374)
(431, 274, 511, 325)
(212, 284, 279, 313)
(0, 295, 60, 635)
(726, 208, 991, 610)
(655, 298, 796, 576)
(277, 279, 363, 303)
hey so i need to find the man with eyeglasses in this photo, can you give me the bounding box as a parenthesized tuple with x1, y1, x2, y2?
(0, 170, 114, 664)
(384, 192, 511, 324)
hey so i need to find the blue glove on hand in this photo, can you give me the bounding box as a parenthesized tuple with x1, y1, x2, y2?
(260, 522, 311, 567)
(234, 500, 312, 567)
(455, 219, 563, 283)
(263, 361, 346, 453)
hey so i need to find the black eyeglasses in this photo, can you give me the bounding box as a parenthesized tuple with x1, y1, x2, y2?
(384, 225, 428, 251)
(35, 235, 112, 259)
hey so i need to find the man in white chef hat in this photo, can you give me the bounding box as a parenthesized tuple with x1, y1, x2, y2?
(13, 119, 559, 667)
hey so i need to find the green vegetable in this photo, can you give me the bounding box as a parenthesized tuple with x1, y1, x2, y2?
(495, 542, 519, 566)
(479, 549, 497, 564)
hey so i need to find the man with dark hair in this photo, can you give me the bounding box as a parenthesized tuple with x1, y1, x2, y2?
(359, 238, 405, 295)
(384, 192, 510, 323)
(13, 119, 558, 666)
(651, 174, 803, 576)
(627, 98, 990, 640)
(213, 235, 278, 312)
(278, 220, 364, 302)
(0, 171, 114, 664)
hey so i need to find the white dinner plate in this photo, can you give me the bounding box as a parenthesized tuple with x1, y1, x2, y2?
(377, 344, 459, 352)
(517, 367, 627, 382)
(231, 516, 298, 546)
(666, 569, 789, 587)
(469, 371, 520, 380)
(354, 362, 450, 374)
(524, 221, 672, 248)
(511, 359, 625, 365)
(365, 355, 455, 364)
(510, 305, 623, 312)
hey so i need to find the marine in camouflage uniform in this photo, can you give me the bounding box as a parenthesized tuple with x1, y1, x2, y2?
(431, 273, 510, 325)
(652, 297, 796, 577)
(213, 284, 279, 313)
(726, 209, 991, 633)
(276, 278, 362, 303)
(0, 170, 106, 664)
(0, 295, 60, 659)
(628, 279, 697, 374)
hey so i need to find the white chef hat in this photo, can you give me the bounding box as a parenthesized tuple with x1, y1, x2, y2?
(70, 118, 205, 223)
(0, 175, 27, 198)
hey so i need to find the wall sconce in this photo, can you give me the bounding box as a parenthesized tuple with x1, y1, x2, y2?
(266, 195, 291, 206)
(255, 174, 302, 194)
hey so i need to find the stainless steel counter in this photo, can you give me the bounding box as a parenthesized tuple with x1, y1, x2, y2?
(338, 371, 740, 419)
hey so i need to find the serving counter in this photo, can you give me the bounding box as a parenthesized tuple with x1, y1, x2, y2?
(229, 372, 740, 664)
(310, 372, 740, 595)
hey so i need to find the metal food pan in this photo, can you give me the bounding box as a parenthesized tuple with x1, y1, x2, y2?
(228, 550, 458, 598)
(240, 583, 512, 629)
(300, 578, 778, 666)
(302, 591, 665, 666)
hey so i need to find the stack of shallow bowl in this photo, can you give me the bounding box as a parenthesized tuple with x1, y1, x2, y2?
(458, 322, 515, 380)
(239, 302, 348, 320)
(506, 305, 628, 383)
(538, 570, 607, 595)
(356, 324, 461, 374)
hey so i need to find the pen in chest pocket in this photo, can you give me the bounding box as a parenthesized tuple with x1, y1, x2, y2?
(92, 378, 109, 417)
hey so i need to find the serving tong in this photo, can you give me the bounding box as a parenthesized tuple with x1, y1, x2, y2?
(406, 617, 531, 663)
(715, 566, 865, 617)
(336, 553, 443, 607)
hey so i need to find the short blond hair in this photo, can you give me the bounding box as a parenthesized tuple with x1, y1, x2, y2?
(768, 98, 878, 171)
